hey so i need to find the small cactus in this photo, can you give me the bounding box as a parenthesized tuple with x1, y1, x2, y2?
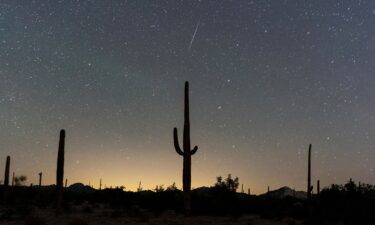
(173, 81, 198, 216)
(39, 172, 43, 188)
(137, 181, 143, 192)
(11, 172, 15, 186)
(317, 180, 320, 195)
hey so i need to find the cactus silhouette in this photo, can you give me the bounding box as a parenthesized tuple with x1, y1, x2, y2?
(3, 156, 10, 203)
(173, 81, 198, 216)
(137, 181, 143, 192)
(306, 144, 314, 219)
(11, 172, 15, 186)
(307, 144, 313, 200)
(317, 179, 320, 195)
(39, 172, 43, 188)
(56, 129, 65, 211)
(4, 157, 10, 187)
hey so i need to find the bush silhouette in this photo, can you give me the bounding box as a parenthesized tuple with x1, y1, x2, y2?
(214, 174, 239, 192)
(14, 175, 27, 186)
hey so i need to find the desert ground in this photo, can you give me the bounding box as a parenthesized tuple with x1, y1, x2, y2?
(0, 204, 306, 225)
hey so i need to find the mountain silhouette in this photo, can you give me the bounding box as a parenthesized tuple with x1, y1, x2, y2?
(67, 183, 95, 193)
(260, 186, 307, 199)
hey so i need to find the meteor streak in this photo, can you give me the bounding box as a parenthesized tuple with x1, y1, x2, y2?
(188, 18, 201, 50)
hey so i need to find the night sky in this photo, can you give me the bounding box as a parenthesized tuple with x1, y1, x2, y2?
(1, 0, 375, 194)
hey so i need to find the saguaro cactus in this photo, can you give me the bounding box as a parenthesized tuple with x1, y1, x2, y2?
(3, 156, 10, 203)
(317, 180, 320, 195)
(307, 144, 313, 200)
(56, 129, 65, 211)
(137, 181, 142, 192)
(173, 81, 198, 216)
(39, 172, 43, 188)
(4, 157, 10, 187)
(11, 172, 15, 186)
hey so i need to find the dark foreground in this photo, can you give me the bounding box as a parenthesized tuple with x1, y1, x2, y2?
(1, 179, 375, 225)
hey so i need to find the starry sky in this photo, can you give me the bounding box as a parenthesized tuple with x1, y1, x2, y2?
(1, 0, 375, 194)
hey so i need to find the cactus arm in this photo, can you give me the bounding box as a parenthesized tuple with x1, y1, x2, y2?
(173, 128, 184, 156)
(190, 146, 198, 155)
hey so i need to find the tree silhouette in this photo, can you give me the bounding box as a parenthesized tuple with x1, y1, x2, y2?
(14, 175, 27, 186)
(215, 174, 239, 192)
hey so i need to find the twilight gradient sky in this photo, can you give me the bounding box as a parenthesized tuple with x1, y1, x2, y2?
(1, 0, 375, 194)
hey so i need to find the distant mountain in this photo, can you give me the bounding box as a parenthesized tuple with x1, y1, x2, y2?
(260, 186, 307, 199)
(32, 184, 306, 199)
(29, 183, 94, 192)
(67, 183, 95, 193)
(193, 186, 210, 194)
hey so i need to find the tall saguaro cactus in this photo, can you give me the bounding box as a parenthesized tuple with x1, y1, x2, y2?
(4, 156, 10, 187)
(3, 156, 10, 203)
(173, 81, 198, 216)
(56, 129, 65, 211)
(307, 144, 313, 200)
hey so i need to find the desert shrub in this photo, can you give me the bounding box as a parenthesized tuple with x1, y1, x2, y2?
(63, 202, 72, 213)
(128, 205, 141, 217)
(16, 204, 33, 217)
(24, 216, 46, 225)
(283, 217, 297, 225)
(245, 217, 255, 225)
(68, 218, 89, 225)
(14, 175, 27, 186)
(215, 174, 239, 192)
(73, 199, 84, 206)
(0, 208, 15, 220)
(92, 203, 101, 209)
(82, 206, 93, 214)
(137, 212, 150, 223)
(110, 210, 123, 218)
